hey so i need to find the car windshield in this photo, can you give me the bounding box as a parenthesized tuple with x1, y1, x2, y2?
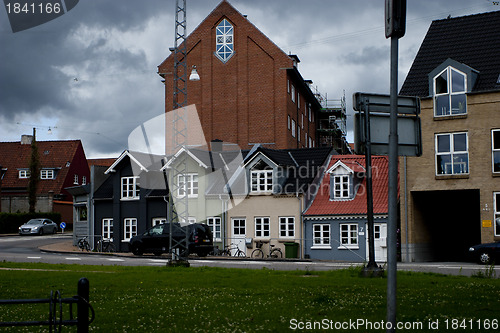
(27, 219, 43, 225)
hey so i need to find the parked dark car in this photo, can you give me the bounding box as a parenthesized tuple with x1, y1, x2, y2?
(130, 223, 213, 257)
(19, 218, 58, 235)
(468, 241, 500, 264)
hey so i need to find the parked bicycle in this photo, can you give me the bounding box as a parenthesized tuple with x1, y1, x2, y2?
(77, 236, 91, 252)
(219, 243, 246, 257)
(97, 238, 115, 253)
(251, 241, 282, 259)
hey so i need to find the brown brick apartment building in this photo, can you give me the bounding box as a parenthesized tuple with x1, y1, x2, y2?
(399, 11, 500, 262)
(158, 0, 326, 151)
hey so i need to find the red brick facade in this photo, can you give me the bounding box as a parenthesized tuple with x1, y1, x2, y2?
(158, 0, 320, 150)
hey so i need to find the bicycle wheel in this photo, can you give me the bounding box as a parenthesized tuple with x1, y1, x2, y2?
(251, 248, 264, 259)
(270, 248, 282, 259)
(236, 250, 246, 257)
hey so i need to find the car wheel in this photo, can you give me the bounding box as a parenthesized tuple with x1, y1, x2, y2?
(52, 228, 57, 234)
(478, 252, 491, 264)
(39, 229, 44, 236)
(131, 244, 143, 256)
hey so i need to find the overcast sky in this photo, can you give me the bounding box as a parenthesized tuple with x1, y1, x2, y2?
(1, 0, 498, 158)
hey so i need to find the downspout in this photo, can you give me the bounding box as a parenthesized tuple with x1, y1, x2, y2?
(404, 156, 409, 262)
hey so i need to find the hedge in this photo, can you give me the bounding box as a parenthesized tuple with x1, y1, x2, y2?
(0, 213, 62, 234)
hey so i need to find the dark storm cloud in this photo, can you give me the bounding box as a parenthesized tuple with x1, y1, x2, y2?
(0, 0, 496, 156)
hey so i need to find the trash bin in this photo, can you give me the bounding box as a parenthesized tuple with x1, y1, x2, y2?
(284, 242, 299, 258)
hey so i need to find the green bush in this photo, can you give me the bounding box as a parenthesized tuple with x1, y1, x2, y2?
(0, 212, 61, 234)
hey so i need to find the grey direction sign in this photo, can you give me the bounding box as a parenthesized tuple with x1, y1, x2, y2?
(353, 92, 422, 156)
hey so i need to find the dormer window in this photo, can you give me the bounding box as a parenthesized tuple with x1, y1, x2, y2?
(434, 66, 467, 116)
(250, 160, 273, 193)
(215, 19, 234, 63)
(40, 169, 55, 179)
(333, 175, 350, 199)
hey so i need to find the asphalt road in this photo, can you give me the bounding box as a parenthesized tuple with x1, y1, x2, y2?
(0, 234, 498, 278)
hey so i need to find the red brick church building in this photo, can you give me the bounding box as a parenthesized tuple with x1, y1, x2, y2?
(158, 0, 327, 150)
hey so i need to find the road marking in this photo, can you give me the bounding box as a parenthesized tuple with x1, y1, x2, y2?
(27, 256, 41, 259)
(107, 258, 125, 262)
(65, 257, 81, 261)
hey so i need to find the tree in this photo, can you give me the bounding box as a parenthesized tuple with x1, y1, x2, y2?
(28, 129, 40, 213)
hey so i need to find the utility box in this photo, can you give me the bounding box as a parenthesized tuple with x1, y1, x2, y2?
(284, 242, 299, 259)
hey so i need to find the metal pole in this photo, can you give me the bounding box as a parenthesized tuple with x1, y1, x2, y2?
(387, 35, 399, 333)
(77, 277, 89, 333)
(364, 98, 377, 269)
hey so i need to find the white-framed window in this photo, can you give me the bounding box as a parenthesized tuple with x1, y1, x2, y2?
(291, 84, 296, 103)
(492, 129, 500, 173)
(123, 218, 137, 242)
(287, 115, 291, 130)
(309, 136, 313, 148)
(251, 169, 273, 193)
(121, 176, 140, 200)
(40, 169, 55, 179)
(255, 217, 270, 238)
(340, 223, 358, 249)
(19, 169, 30, 179)
(435, 132, 469, 175)
(494, 193, 500, 237)
(82, 176, 87, 185)
(73, 174, 78, 185)
(215, 18, 234, 63)
(312, 224, 330, 249)
(207, 216, 222, 241)
(291, 119, 296, 137)
(279, 217, 295, 238)
(102, 218, 113, 240)
(308, 103, 312, 122)
(333, 175, 350, 199)
(434, 66, 467, 116)
(152, 217, 166, 227)
(76, 206, 87, 222)
(232, 218, 246, 236)
(177, 173, 198, 198)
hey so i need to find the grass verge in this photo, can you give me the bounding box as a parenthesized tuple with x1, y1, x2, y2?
(0, 262, 498, 332)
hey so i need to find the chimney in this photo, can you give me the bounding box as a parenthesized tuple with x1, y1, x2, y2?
(21, 135, 33, 145)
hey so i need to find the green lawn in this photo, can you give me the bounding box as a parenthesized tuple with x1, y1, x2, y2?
(0, 262, 498, 332)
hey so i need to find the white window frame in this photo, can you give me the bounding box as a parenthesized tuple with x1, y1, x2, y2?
(333, 175, 350, 199)
(495, 193, 500, 237)
(123, 218, 137, 242)
(215, 18, 234, 63)
(177, 173, 198, 198)
(207, 217, 222, 242)
(102, 218, 113, 241)
(255, 217, 270, 239)
(40, 169, 54, 179)
(312, 224, 331, 249)
(279, 217, 295, 238)
(435, 132, 469, 175)
(339, 223, 359, 249)
(232, 218, 246, 236)
(291, 119, 296, 137)
(152, 217, 166, 227)
(433, 66, 467, 117)
(250, 169, 273, 193)
(492, 129, 500, 174)
(73, 174, 78, 185)
(82, 176, 87, 185)
(19, 169, 30, 179)
(291, 85, 296, 103)
(121, 176, 140, 200)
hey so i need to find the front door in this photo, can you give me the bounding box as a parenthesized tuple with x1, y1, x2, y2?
(366, 223, 387, 262)
(231, 218, 246, 256)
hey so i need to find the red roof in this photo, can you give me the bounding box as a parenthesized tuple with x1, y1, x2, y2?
(305, 155, 390, 216)
(0, 139, 88, 196)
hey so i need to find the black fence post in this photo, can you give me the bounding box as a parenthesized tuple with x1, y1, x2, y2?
(77, 277, 89, 333)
